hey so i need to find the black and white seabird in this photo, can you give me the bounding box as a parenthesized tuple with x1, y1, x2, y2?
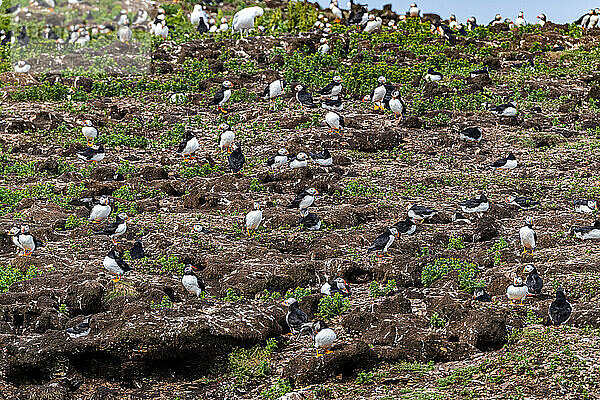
(82, 119, 98, 147)
(289, 152, 308, 169)
(262, 79, 286, 103)
(470, 66, 488, 78)
(103, 249, 132, 282)
(299, 210, 321, 231)
(367, 227, 399, 256)
(452, 212, 472, 224)
(347, 3, 367, 25)
(318, 75, 343, 98)
(284, 297, 309, 335)
(574, 199, 597, 214)
(322, 97, 344, 111)
(17, 26, 29, 47)
(365, 76, 388, 110)
(572, 220, 600, 240)
(389, 90, 406, 118)
(459, 127, 482, 142)
(407, 204, 437, 222)
(393, 217, 416, 235)
(287, 188, 319, 212)
(320, 277, 349, 296)
(245, 202, 263, 236)
(294, 84, 317, 109)
(506, 277, 528, 304)
(182, 265, 205, 296)
(489, 152, 517, 170)
(490, 102, 518, 117)
(197, 18, 209, 33)
(424, 67, 443, 82)
(466, 16, 478, 30)
(129, 240, 145, 260)
(325, 111, 344, 132)
(505, 195, 539, 210)
(177, 131, 200, 162)
(94, 213, 129, 244)
(76, 145, 105, 162)
(16, 225, 43, 256)
(228, 143, 245, 173)
(459, 193, 489, 214)
(218, 123, 235, 153)
(8, 227, 23, 255)
(89, 195, 111, 224)
(266, 148, 289, 171)
(548, 288, 572, 326)
(300, 320, 337, 357)
(309, 149, 332, 167)
(5, 4, 22, 16)
(66, 317, 91, 338)
(210, 81, 233, 113)
(523, 264, 543, 296)
(473, 288, 492, 302)
(519, 216, 537, 256)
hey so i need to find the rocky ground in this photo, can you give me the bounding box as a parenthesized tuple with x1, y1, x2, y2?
(0, 1, 600, 399)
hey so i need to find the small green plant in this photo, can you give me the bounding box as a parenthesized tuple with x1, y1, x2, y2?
(437, 366, 478, 387)
(369, 279, 397, 297)
(284, 286, 311, 302)
(179, 163, 220, 178)
(355, 371, 375, 384)
(447, 236, 465, 250)
(58, 303, 69, 316)
(488, 237, 509, 266)
(421, 258, 484, 293)
(261, 378, 292, 399)
(430, 312, 447, 328)
(63, 214, 87, 230)
(249, 178, 264, 192)
(526, 309, 543, 325)
(229, 338, 278, 386)
(151, 295, 174, 309)
(0, 265, 41, 293)
(317, 292, 350, 319)
(222, 288, 243, 302)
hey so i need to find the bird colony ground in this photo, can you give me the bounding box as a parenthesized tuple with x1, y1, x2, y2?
(0, 0, 600, 399)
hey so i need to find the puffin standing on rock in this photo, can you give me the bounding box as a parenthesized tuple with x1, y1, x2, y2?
(266, 148, 289, 171)
(393, 217, 416, 235)
(210, 81, 233, 113)
(244, 202, 263, 236)
(262, 79, 286, 104)
(506, 277, 528, 305)
(548, 288, 572, 326)
(89, 195, 111, 224)
(218, 123, 235, 153)
(228, 143, 246, 173)
(318, 75, 343, 99)
(182, 265, 205, 297)
(103, 249, 132, 283)
(523, 264, 543, 296)
(287, 188, 319, 212)
(367, 227, 399, 256)
(284, 297, 309, 335)
(389, 90, 406, 118)
(320, 277, 350, 296)
(16, 225, 43, 256)
(81, 119, 98, 146)
(94, 213, 129, 244)
(294, 84, 317, 109)
(301, 320, 337, 357)
(519, 216, 537, 256)
(325, 111, 344, 133)
(289, 152, 309, 169)
(177, 131, 200, 162)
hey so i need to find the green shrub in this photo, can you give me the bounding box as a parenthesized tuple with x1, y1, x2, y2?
(317, 292, 350, 319)
(151, 295, 174, 309)
(447, 236, 465, 250)
(229, 338, 278, 386)
(369, 279, 397, 297)
(63, 214, 87, 230)
(422, 258, 484, 293)
(0, 265, 41, 293)
(222, 288, 243, 302)
(355, 371, 375, 384)
(261, 378, 292, 399)
(179, 163, 221, 178)
(430, 312, 447, 328)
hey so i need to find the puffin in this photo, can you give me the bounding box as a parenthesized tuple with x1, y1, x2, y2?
(182, 265, 205, 296)
(266, 148, 289, 171)
(459, 127, 482, 142)
(325, 111, 344, 133)
(318, 38, 330, 55)
(574, 199, 597, 214)
(318, 76, 343, 99)
(17, 26, 29, 47)
(287, 188, 319, 212)
(190, 4, 208, 27)
(458, 193, 489, 214)
(76, 145, 105, 163)
(322, 97, 344, 111)
(116, 10, 129, 26)
(389, 90, 406, 118)
(523, 264, 543, 295)
(262, 79, 286, 103)
(305, 320, 337, 357)
(577, 10, 594, 29)
(13, 61, 30, 73)
(218, 123, 235, 153)
(548, 288, 572, 326)
(191, 224, 209, 234)
(473, 288, 492, 302)
(5, 4, 21, 16)
(197, 18, 209, 34)
(347, 3, 367, 25)
(117, 25, 132, 43)
(448, 14, 458, 30)
(514, 11, 526, 27)
(489, 14, 502, 26)
(363, 15, 382, 33)
(571, 220, 600, 240)
(536, 14, 546, 27)
(329, 0, 343, 22)
(8, 227, 24, 255)
(393, 217, 416, 235)
(244, 202, 263, 235)
(41, 25, 58, 42)
(66, 317, 91, 338)
(366, 76, 388, 110)
(177, 131, 200, 162)
(489, 153, 517, 170)
(169, 93, 186, 104)
(466, 16, 477, 30)
(470, 67, 489, 77)
(94, 213, 129, 244)
(506, 277, 528, 304)
(294, 84, 317, 109)
(133, 10, 148, 25)
(490, 102, 518, 117)
(1, 31, 14, 46)
(408, 2, 419, 17)
(505, 195, 539, 210)
(17, 225, 43, 256)
(89, 195, 111, 224)
(407, 204, 437, 222)
(320, 277, 349, 296)
(210, 81, 233, 113)
(228, 143, 245, 173)
(519, 216, 537, 256)
(367, 227, 399, 256)
(103, 249, 132, 282)
(81, 119, 98, 147)
(284, 297, 309, 335)
(128, 240, 145, 260)
(452, 212, 472, 224)
(590, 8, 600, 29)
(299, 210, 322, 231)
(309, 149, 332, 167)
(289, 152, 308, 169)
(231, 6, 264, 39)
(424, 67, 443, 82)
